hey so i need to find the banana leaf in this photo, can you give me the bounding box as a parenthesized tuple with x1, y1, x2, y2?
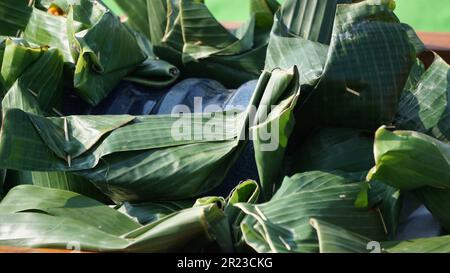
(225, 180, 260, 228)
(291, 128, 375, 174)
(0, 0, 107, 63)
(236, 171, 386, 253)
(113, 0, 150, 38)
(224, 180, 260, 251)
(0, 108, 247, 202)
(271, 171, 360, 200)
(264, 0, 350, 87)
(265, 20, 328, 88)
(368, 180, 402, 239)
(124, 31, 179, 88)
(117, 200, 193, 225)
(368, 127, 450, 191)
(412, 187, 450, 233)
(0, 0, 178, 105)
(1, 38, 45, 95)
(0, 39, 114, 202)
(2, 47, 64, 114)
(311, 218, 450, 253)
(4, 170, 112, 204)
(0, 185, 230, 252)
(251, 0, 281, 32)
(2, 66, 296, 203)
(395, 54, 450, 143)
(279, 0, 352, 44)
(0, 37, 5, 92)
(402, 24, 426, 55)
(22, 7, 73, 62)
(368, 127, 450, 231)
(0, 0, 32, 36)
(297, 0, 415, 130)
(264, 0, 352, 83)
(113, 0, 279, 88)
(252, 67, 300, 200)
(286, 127, 401, 237)
(69, 11, 147, 105)
(191, 196, 234, 252)
(0, 169, 5, 200)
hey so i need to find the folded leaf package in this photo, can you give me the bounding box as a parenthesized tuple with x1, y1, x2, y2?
(265, 0, 351, 86)
(236, 171, 386, 253)
(113, 0, 279, 88)
(303, 0, 416, 129)
(0, 0, 179, 106)
(0, 185, 231, 252)
(1, 39, 64, 114)
(395, 54, 450, 143)
(0, 109, 245, 202)
(69, 11, 147, 105)
(368, 127, 450, 232)
(368, 127, 450, 191)
(0, 0, 32, 36)
(311, 219, 450, 253)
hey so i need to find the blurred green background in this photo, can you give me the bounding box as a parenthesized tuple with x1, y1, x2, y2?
(104, 0, 450, 32)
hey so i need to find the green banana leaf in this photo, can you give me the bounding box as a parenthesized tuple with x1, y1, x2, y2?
(252, 67, 300, 200)
(291, 128, 375, 174)
(225, 180, 260, 228)
(367, 180, 402, 239)
(265, 0, 356, 77)
(272, 171, 360, 200)
(279, 0, 352, 44)
(264, 17, 328, 87)
(224, 180, 260, 251)
(0, 37, 4, 92)
(4, 170, 112, 204)
(368, 126, 450, 231)
(0, 0, 32, 36)
(264, 0, 354, 87)
(413, 187, 450, 233)
(124, 31, 179, 88)
(0, 185, 138, 235)
(2, 46, 64, 114)
(0, 185, 230, 252)
(1, 1, 106, 63)
(395, 54, 450, 143)
(311, 219, 450, 253)
(0, 38, 114, 203)
(2, 42, 301, 203)
(0, 0, 447, 253)
(191, 196, 234, 253)
(285, 126, 401, 237)
(0, 64, 298, 203)
(113, 0, 150, 38)
(236, 171, 386, 253)
(251, 0, 281, 32)
(0, 0, 178, 105)
(117, 200, 194, 225)
(0, 108, 246, 202)
(23, 7, 73, 62)
(69, 10, 146, 105)
(113, 0, 279, 88)
(368, 127, 450, 190)
(0, 169, 5, 200)
(1, 38, 45, 95)
(297, 0, 415, 130)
